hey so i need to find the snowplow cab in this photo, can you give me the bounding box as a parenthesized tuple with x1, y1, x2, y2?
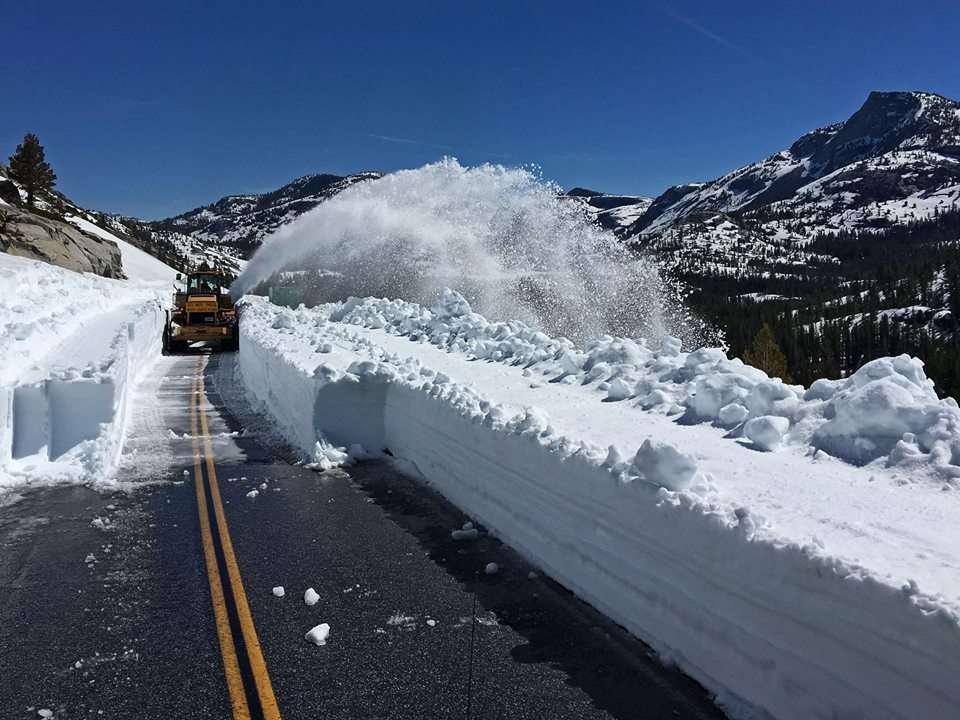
(163, 271, 239, 354)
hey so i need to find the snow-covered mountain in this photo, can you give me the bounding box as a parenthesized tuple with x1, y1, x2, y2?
(624, 91, 960, 276)
(149, 171, 382, 256)
(563, 187, 653, 232)
(605, 90, 960, 394)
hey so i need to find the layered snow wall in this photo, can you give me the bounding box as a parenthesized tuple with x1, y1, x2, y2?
(0, 254, 166, 489)
(239, 293, 960, 720)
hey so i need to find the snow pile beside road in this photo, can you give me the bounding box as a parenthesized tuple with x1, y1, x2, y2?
(0, 254, 165, 490)
(330, 291, 960, 481)
(239, 292, 960, 720)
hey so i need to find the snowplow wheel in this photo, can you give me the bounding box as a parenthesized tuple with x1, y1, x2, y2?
(162, 326, 171, 355)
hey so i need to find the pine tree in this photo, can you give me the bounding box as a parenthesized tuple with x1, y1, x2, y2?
(8, 133, 57, 208)
(743, 322, 793, 382)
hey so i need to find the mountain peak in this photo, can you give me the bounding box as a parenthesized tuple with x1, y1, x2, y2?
(818, 89, 960, 171)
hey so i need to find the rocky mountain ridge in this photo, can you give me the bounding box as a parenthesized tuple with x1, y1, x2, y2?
(148, 171, 383, 258)
(0, 166, 124, 277)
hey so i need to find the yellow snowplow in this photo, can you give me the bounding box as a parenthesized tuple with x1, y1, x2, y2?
(163, 271, 239, 354)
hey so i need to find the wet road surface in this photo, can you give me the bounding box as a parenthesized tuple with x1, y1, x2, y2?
(0, 352, 728, 719)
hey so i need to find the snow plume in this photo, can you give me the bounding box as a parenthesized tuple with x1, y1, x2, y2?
(234, 158, 703, 346)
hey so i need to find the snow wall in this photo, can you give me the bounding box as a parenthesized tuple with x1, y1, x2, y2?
(0, 299, 165, 486)
(238, 296, 960, 720)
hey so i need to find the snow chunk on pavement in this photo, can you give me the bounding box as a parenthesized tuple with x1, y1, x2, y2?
(245, 490, 259, 499)
(272, 586, 285, 598)
(484, 562, 499, 575)
(745, 416, 791, 451)
(304, 588, 320, 606)
(632, 440, 698, 490)
(452, 521, 479, 541)
(304, 623, 330, 646)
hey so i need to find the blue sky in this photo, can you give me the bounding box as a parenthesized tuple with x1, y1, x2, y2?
(3, 0, 958, 219)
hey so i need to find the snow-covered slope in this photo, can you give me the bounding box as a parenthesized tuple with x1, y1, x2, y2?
(65, 214, 178, 284)
(239, 291, 960, 720)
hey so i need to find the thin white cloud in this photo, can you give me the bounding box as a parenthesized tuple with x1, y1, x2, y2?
(368, 133, 438, 147)
(658, 5, 759, 60)
(368, 133, 511, 159)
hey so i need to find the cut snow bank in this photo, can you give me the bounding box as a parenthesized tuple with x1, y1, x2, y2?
(239, 292, 960, 720)
(0, 254, 165, 490)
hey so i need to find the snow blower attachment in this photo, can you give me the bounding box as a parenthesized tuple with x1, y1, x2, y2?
(162, 271, 239, 353)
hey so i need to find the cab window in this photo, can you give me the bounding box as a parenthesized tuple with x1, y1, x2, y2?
(187, 275, 221, 295)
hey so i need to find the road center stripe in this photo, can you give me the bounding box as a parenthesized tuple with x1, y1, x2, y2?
(191, 364, 252, 720)
(197, 358, 283, 720)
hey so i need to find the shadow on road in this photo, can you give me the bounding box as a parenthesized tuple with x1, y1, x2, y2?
(349, 463, 727, 720)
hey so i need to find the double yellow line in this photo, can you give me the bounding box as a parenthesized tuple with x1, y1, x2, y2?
(191, 357, 281, 720)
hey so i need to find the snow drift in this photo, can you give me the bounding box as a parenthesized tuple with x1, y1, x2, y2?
(239, 292, 960, 720)
(233, 158, 710, 347)
(0, 254, 166, 490)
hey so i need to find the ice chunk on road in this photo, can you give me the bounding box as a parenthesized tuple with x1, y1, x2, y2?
(451, 520, 479, 541)
(304, 623, 330, 646)
(272, 586, 285, 598)
(484, 562, 499, 575)
(745, 415, 791, 451)
(246, 490, 259, 499)
(38, 710, 53, 719)
(304, 587, 320, 606)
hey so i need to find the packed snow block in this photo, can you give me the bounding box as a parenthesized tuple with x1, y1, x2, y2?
(313, 377, 388, 452)
(0, 386, 11, 466)
(238, 323, 321, 455)
(744, 415, 790, 451)
(47, 379, 116, 458)
(814, 355, 949, 465)
(11, 378, 115, 461)
(11, 384, 47, 459)
(631, 439, 698, 489)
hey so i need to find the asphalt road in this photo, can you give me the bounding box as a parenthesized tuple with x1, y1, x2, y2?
(0, 352, 728, 720)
